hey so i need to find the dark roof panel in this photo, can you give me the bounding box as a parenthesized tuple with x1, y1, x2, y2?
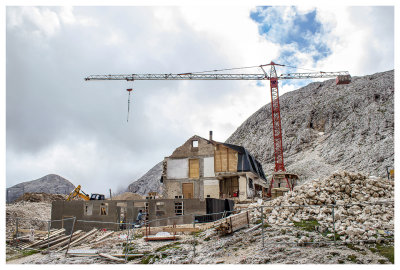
(222, 143, 267, 181)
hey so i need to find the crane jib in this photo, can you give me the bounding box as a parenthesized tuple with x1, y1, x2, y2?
(84, 71, 350, 81)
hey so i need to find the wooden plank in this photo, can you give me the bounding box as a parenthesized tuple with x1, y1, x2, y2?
(189, 159, 199, 178)
(144, 236, 177, 241)
(111, 254, 144, 258)
(36, 231, 82, 249)
(98, 253, 125, 263)
(68, 249, 98, 255)
(49, 231, 83, 250)
(20, 228, 65, 249)
(162, 227, 200, 233)
(182, 183, 193, 199)
(13, 229, 48, 234)
(93, 231, 114, 242)
(58, 228, 97, 251)
(244, 223, 262, 233)
(228, 149, 238, 172)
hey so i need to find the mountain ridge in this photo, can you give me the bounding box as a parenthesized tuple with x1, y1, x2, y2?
(6, 174, 75, 202)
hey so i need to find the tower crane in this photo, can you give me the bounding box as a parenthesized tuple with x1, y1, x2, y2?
(85, 61, 351, 196)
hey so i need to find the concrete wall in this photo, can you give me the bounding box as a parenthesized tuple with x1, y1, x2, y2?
(238, 176, 247, 201)
(146, 198, 207, 227)
(203, 179, 219, 199)
(163, 179, 203, 199)
(51, 200, 123, 233)
(167, 158, 188, 179)
(51, 199, 209, 232)
(203, 157, 215, 177)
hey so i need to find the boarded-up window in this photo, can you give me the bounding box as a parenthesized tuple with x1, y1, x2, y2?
(189, 159, 200, 178)
(182, 183, 194, 199)
(214, 145, 238, 172)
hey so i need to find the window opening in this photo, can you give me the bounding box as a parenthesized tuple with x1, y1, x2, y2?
(100, 203, 108, 215)
(84, 203, 93, 216)
(144, 202, 149, 222)
(175, 201, 184, 216)
(248, 178, 254, 189)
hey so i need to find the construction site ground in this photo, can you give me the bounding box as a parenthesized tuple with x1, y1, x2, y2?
(6, 201, 394, 264)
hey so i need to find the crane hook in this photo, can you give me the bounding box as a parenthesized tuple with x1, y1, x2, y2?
(126, 88, 133, 122)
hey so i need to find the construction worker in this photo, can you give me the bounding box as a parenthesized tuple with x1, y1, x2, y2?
(135, 210, 143, 227)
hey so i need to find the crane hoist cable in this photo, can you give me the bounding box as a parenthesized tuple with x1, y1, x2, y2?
(178, 63, 268, 75)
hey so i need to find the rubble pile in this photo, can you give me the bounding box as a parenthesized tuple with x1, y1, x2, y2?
(264, 171, 394, 242)
(111, 192, 143, 200)
(6, 202, 52, 235)
(15, 192, 66, 203)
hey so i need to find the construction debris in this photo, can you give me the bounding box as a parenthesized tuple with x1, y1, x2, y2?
(111, 192, 143, 200)
(144, 231, 177, 241)
(215, 211, 250, 235)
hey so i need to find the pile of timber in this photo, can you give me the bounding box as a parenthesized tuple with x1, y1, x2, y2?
(215, 211, 250, 235)
(8, 228, 115, 251)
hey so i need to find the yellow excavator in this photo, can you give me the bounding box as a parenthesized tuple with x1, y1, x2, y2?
(66, 185, 105, 201)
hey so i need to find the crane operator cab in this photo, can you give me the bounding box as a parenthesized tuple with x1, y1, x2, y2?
(90, 194, 105, 200)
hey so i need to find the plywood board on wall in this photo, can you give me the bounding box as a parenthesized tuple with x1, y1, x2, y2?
(189, 159, 199, 179)
(182, 183, 194, 199)
(214, 145, 238, 172)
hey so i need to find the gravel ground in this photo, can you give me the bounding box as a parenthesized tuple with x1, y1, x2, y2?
(6, 217, 393, 264)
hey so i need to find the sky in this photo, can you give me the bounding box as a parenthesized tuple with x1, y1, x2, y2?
(4, 3, 395, 195)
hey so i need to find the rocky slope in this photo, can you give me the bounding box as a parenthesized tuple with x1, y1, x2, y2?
(126, 162, 163, 196)
(226, 70, 394, 182)
(6, 174, 75, 202)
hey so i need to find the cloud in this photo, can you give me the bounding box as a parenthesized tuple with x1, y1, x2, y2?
(6, 6, 394, 194)
(6, 6, 272, 192)
(315, 6, 394, 75)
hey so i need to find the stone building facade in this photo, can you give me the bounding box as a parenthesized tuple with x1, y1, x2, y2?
(161, 132, 268, 202)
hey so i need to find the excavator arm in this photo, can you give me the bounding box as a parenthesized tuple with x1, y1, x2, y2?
(66, 185, 90, 201)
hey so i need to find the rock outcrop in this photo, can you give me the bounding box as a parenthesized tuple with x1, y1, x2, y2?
(126, 161, 163, 196)
(226, 70, 394, 182)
